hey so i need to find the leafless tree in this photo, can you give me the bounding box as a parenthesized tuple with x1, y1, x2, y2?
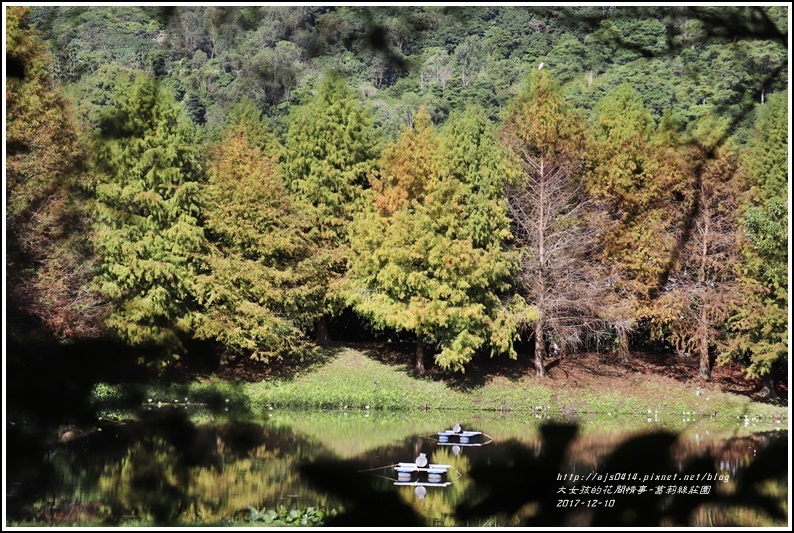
(502, 92, 614, 376)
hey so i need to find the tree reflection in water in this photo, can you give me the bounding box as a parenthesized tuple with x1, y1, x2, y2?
(5, 411, 787, 527)
(301, 423, 787, 527)
(6, 409, 337, 526)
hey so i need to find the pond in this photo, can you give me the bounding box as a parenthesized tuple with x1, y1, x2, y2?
(5, 406, 788, 527)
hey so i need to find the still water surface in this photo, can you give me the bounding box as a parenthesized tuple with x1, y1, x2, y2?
(6, 407, 787, 527)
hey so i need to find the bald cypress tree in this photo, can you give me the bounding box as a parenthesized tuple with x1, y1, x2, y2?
(501, 71, 612, 377)
(346, 108, 515, 374)
(194, 108, 319, 362)
(6, 6, 104, 341)
(282, 72, 379, 345)
(585, 84, 695, 360)
(722, 91, 788, 398)
(647, 121, 741, 380)
(92, 74, 205, 366)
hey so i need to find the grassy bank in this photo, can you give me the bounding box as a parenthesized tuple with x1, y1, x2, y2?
(92, 346, 785, 424)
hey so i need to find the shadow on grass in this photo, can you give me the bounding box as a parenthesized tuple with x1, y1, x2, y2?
(5, 332, 260, 443)
(429, 350, 534, 393)
(350, 340, 534, 393)
(592, 350, 788, 408)
(174, 343, 346, 385)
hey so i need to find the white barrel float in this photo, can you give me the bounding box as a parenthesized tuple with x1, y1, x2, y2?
(393, 462, 452, 485)
(437, 429, 483, 445)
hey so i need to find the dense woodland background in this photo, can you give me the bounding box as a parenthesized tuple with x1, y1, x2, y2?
(5, 5, 789, 397)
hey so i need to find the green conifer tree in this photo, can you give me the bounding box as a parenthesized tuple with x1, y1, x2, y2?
(743, 91, 788, 202)
(194, 109, 319, 362)
(282, 71, 379, 344)
(92, 74, 205, 366)
(722, 92, 788, 397)
(346, 108, 515, 374)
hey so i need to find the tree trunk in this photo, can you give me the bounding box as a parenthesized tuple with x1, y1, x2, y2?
(618, 327, 629, 362)
(760, 374, 778, 400)
(698, 308, 711, 379)
(534, 318, 546, 377)
(315, 314, 331, 346)
(534, 155, 547, 379)
(698, 340, 711, 379)
(416, 338, 425, 375)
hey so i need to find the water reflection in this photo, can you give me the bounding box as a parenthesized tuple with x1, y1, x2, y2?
(5, 408, 787, 527)
(7, 409, 344, 526)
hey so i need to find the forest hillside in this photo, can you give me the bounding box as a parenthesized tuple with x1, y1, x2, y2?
(5, 5, 789, 399)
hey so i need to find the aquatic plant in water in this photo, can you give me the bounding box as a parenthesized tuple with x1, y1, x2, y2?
(247, 504, 338, 526)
